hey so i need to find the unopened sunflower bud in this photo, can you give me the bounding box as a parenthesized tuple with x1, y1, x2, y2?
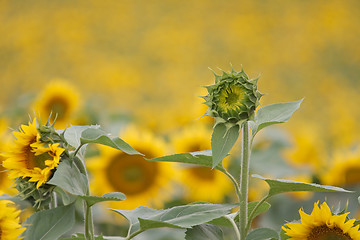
(203, 67, 263, 126)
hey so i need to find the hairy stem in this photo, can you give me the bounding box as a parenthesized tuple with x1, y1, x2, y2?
(239, 121, 251, 240)
(245, 194, 270, 233)
(226, 215, 241, 240)
(223, 168, 241, 202)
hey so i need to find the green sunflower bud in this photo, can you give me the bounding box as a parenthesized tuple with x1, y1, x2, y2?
(203, 66, 263, 126)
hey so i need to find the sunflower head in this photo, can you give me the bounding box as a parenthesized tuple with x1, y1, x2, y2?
(203, 67, 263, 126)
(33, 79, 81, 129)
(283, 201, 360, 240)
(2, 119, 66, 209)
(0, 200, 25, 239)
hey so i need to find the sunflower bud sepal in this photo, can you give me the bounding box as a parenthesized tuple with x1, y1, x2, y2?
(203, 66, 262, 167)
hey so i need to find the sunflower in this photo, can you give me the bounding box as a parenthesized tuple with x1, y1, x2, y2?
(321, 148, 360, 187)
(283, 201, 360, 239)
(284, 125, 327, 173)
(33, 79, 81, 128)
(0, 200, 25, 239)
(0, 119, 17, 195)
(2, 119, 65, 189)
(171, 123, 233, 203)
(87, 126, 175, 210)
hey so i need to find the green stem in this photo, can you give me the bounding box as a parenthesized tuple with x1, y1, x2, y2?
(50, 192, 58, 209)
(84, 202, 95, 240)
(239, 121, 251, 240)
(226, 215, 241, 240)
(245, 195, 270, 233)
(73, 153, 95, 240)
(126, 230, 142, 240)
(223, 168, 241, 202)
(73, 144, 84, 158)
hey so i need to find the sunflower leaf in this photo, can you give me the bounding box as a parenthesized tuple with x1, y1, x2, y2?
(111, 203, 236, 236)
(253, 174, 352, 196)
(48, 160, 88, 196)
(252, 99, 303, 137)
(211, 123, 239, 168)
(80, 128, 142, 155)
(61, 125, 100, 148)
(23, 203, 75, 240)
(147, 150, 226, 173)
(246, 228, 279, 240)
(79, 192, 126, 207)
(185, 224, 224, 240)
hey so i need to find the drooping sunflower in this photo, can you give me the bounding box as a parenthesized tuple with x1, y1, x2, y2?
(33, 79, 81, 128)
(171, 123, 233, 203)
(87, 126, 175, 210)
(321, 148, 360, 187)
(283, 201, 360, 240)
(2, 119, 65, 189)
(0, 200, 25, 239)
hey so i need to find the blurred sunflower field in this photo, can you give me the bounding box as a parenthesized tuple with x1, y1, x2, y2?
(1, 0, 360, 239)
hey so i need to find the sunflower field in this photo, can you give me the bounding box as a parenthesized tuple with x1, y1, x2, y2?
(1, 1, 360, 240)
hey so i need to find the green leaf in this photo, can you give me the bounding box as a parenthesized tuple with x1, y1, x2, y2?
(79, 192, 126, 207)
(253, 174, 351, 197)
(61, 125, 100, 148)
(54, 187, 78, 205)
(48, 160, 88, 196)
(23, 203, 75, 240)
(80, 128, 142, 155)
(211, 124, 239, 168)
(246, 228, 279, 240)
(148, 150, 226, 173)
(185, 224, 224, 240)
(253, 99, 303, 136)
(112, 203, 236, 235)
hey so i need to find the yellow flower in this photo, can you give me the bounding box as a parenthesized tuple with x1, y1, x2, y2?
(283, 201, 360, 240)
(2, 119, 65, 189)
(88, 126, 175, 210)
(321, 148, 360, 187)
(33, 79, 81, 128)
(284, 125, 327, 173)
(171, 123, 233, 203)
(0, 200, 25, 239)
(0, 119, 17, 196)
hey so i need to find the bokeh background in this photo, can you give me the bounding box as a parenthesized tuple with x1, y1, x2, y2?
(1, 0, 360, 239)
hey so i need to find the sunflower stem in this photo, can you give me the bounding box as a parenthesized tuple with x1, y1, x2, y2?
(223, 168, 241, 202)
(245, 194, 270, 233)
(226, 215, 241, 240)
(84, 201, 95, 240)
(239, 121, 251, 240)
(50, 192, 58, 209)
(74, 153, 95, 240)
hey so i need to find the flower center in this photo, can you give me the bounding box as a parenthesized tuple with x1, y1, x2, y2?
(218, 85, 245, 112)
(345, 167, 360, 186)
(189, 167, 215, 181)
(308, 225, 352, 240)
(25, 144, 51, 170)
(45, 97, 68, 120)
(106, 153, 159, 196)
